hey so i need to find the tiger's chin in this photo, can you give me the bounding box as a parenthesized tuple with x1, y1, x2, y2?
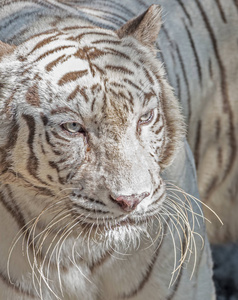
(73, 216, 162, 252)
(68, 194, 166, 248)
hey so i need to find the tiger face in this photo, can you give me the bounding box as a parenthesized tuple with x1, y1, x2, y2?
(0, 5, 184, 235)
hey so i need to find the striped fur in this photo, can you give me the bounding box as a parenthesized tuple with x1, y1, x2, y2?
(0, 0, 237, 299)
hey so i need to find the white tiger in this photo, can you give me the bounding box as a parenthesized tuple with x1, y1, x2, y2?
(0, 0, 237, 299)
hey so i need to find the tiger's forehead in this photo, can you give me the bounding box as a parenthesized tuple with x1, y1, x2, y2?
(13, 27, 161, 116)
(18, 27, 159, 83)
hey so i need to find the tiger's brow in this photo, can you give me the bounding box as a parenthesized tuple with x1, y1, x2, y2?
(50, 106, 81, 116)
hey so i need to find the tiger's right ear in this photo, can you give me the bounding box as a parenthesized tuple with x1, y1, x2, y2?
(0, 41, 16, 58)
(116, 4, 162, 51)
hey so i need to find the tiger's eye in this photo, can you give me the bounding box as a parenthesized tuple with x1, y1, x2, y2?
(62, 122, 84, 134)
(139, 110, 154, 125)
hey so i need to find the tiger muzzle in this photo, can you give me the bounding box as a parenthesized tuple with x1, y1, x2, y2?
(110, 192, 150, 212)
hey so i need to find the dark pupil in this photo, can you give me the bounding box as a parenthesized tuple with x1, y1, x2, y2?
(72, 123, 77, 127)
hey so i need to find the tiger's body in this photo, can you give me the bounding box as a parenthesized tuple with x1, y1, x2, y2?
(0, 0, 237, 299)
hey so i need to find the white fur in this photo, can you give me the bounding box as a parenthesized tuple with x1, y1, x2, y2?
(0, 1, 227, 299)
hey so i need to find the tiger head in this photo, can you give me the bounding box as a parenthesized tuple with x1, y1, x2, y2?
(0, 5, 184, 236)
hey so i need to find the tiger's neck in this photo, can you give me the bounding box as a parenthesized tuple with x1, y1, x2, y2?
(0, 182, 166, 299)
(0, 181, 161, 261)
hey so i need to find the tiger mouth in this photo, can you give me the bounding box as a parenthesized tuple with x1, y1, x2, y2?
(70, 189, 166, 215)
(70, 191, 166, 230)
(72, 214, 153, 235)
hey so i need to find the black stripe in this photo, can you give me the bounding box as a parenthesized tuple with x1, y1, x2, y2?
(150, 191, 166, 207)
(204, 176, 219, 201)
(24, 29, 59, 42)
(176, 74, 181, 101)
(0, 188, 25, 230)
(35, 186, 55, 197)
(100, 0, 134, 16)
(0, 119, 19, 174)
(84, 11, 124, 27)
(0, 11, 38, 38)
(92, 39, 121, 45)
(3, 170, 53, 197)
(166, 228, 187, 300)
(232, 0, 238, 11)
(142, 67, 154, 85)
(83, 195, 107, 207)
(75, 5, 128, 23)
(105, 65, 134, 75)
(50, 130, 70, 142)
(167, 269, 183, 299)
(136, 0, 148, 8)
(208, 58, 213, 78)
(22, 114, 38, 175)
(194, 120, 201, 169)
(160, 26, 191, 117)
(40, 114, 48, 126)
(22, 114, 50, 186)
(34, 45, 74, 63)
(48, 161, 65, 185)
(175, 43, 191, 120)
(123, 78, 142, 91)
(45, 131, 64, 150)
(121, 223, 168, 298)
(156, 38, 176, 66)
(194, 0, 237, 180)
(89, 249, 113, 273)
(155, 125, 163, 136)
(183, 21, 202, 86)
(215, 119, 221, 140)
(91, 97, 96, 112)
(0, 271, 35, 298)
(73, 203, 109, 214)
(77, 0, 134, 18)
(194, 0, 228, 112)
(175, 0, 193, 26)
(71, 31, 116, 41)
(214, 0, 227, 23)
(28, 32, 61, 55)
(6, 27, 29, 44)
(105, 47, 130, 60)
(45, 54, 66, 72)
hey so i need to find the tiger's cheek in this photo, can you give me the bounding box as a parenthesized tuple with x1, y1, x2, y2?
(39, 132, 88, 186)
(9, 113, 87, 188)
(139, 112, 166, 167)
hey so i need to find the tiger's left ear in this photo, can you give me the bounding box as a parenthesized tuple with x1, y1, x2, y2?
(0, 41, 16, 59)
(116, 4, 162, 51)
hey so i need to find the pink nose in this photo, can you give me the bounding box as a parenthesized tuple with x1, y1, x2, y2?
(111, 192, 150, 212)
